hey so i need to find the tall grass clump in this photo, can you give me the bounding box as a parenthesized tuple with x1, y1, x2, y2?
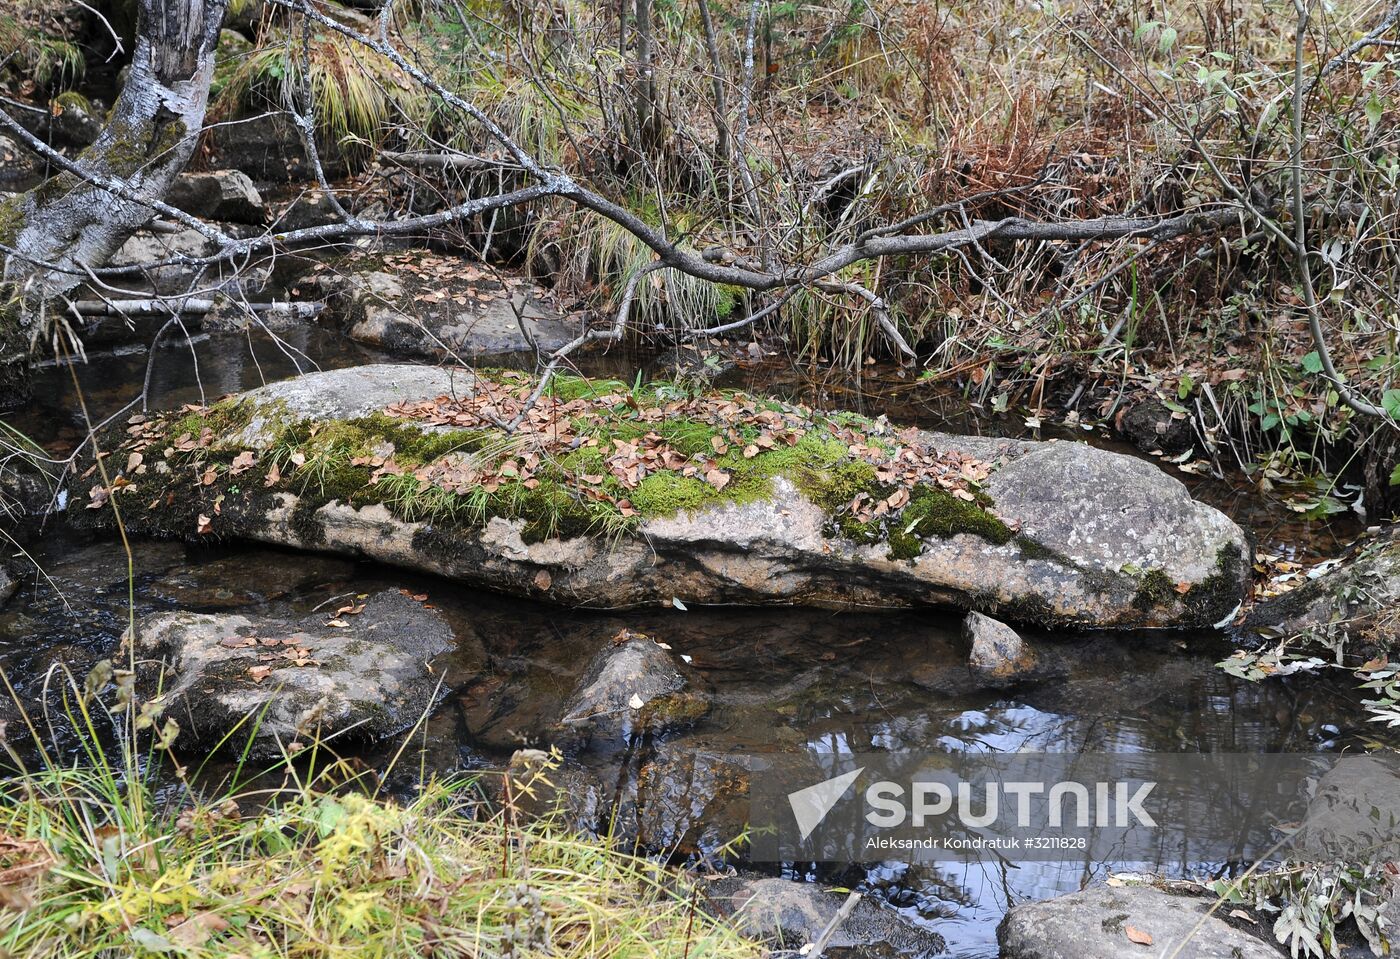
(0, 664, 762, 958)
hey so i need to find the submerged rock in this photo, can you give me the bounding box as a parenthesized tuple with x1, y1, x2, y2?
(129, 589, 459, 757)
(556, 629, 710, 748)
(1246, 531, 1400, 653)
(75, 364, 1251, 628)
(1293, 755, 1400, 861)
(1118, 398, 1194, 455)
(0, 135, 40, 191)
(998, 884, 1278, 959)
(706, 875, 946, 959)
(312, 264, 579, 359)
(630, 744, 747, 852)
(1, 460, 54, 545)
(963, 611, 1036, 687)
(148, 553, 354, 609)
(166, 170, 267, 224)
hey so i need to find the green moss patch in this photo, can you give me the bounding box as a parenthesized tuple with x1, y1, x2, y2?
(77, 371, 1013, 559)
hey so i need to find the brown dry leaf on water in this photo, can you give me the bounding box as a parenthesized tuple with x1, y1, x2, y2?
(1358, 655, 1389, 674)
(1124, 925, 1154, 946)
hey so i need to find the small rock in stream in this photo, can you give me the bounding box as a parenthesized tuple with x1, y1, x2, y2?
(311, 262, 580, 359)
(1118, 398, 1195, 455)
(964, 611, 1037, 687)
(129, 589, 464, 758)
(1247, 529, 1400, 655)
(706, 875, 947, 958)
(555, 629, 710, 749)
(0, 564, 16, 606)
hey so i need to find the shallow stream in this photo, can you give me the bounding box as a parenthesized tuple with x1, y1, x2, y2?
(3, 327, 1392, 956)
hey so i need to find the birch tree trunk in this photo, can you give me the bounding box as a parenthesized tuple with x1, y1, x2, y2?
(0, 0, 226, 407)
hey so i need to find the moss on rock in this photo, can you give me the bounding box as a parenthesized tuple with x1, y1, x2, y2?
(77, 372, 1017, 565)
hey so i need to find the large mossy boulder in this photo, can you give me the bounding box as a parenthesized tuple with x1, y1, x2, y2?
(74, 364, 1250, 628)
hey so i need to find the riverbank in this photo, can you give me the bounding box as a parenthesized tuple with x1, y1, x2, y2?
(0, 716, 762, 958)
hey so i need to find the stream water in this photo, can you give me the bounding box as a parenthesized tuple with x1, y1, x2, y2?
(3, 326, 1392, 957)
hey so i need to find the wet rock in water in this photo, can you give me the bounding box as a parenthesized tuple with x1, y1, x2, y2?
(76, 364, 1251, 628)
(166, 170, 267, 224)
(1, 460, 54, 545)
(964, 611, 1036, 687)
(630, 744, 747, 852)
(1118, 399, 1194, 455)
(1246, 531, 1400, 653)
(0, 135, 40, 190)
(274, 192, 344, 232)
(312, 263, 579, 359)
(556, 629, 710, 748)
(130, 589, 459, 757)
(0, 564, 16, 606)
(148, 552, 355, 609)
(1362, 428, 1400, 523)
(998, 884, 1279, 959)
(706, 875, 946, 959)
(502, 751, 610, 828)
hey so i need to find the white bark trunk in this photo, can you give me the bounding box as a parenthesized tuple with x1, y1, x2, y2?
(0, 0, 225, 404)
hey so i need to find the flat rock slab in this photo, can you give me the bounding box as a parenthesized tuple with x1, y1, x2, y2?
(311, 257, 580, 359)
(79, 364, 1251, 628)
(999, 885, 1281, 959)
(131, 589, 460, 757)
